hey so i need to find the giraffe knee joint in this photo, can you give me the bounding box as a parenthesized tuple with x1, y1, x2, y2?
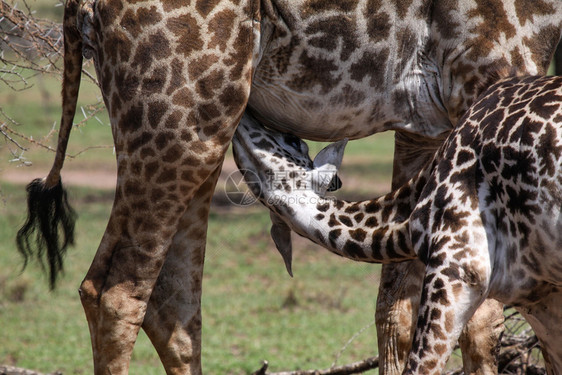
(79, 278, 100, 307)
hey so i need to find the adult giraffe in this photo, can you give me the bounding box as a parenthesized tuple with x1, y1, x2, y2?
(16, 1, 562, 374)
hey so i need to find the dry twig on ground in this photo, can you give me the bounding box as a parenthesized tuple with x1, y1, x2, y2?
(252, 309, 544, 375)
(0, 365, 61, 375)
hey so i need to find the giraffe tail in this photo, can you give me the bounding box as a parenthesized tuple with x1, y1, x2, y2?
(16, 0, 83, 289)
(16, 179, 77, 289)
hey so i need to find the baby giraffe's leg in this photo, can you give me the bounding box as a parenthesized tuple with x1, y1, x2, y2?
(142, 164, 222, 375)
(405, 210, 492, 375)
(377, 265, 502, 375)
(404, 266, 488, 374)
(378, 132, 502, 375)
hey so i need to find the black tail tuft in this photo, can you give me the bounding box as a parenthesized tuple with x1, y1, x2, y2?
(16, 178, 77, 289)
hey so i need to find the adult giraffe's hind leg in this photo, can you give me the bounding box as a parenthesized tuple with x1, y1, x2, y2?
(79, 138, 232, 374)
(519, 289, 562, 375)
(459, 299, 504, 375)
(78, 0, 258, 373)
(142, 163, 222, 375)
(376, 261, 424, 375)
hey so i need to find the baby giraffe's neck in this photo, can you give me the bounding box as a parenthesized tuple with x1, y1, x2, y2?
(232, 113, 433, 266)
(279, 165, 432, 263)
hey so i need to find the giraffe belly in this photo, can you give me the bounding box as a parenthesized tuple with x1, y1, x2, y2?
(247, 0, 451, 142)
(248, 83, 390, 141)
(248, 77, 451, 142)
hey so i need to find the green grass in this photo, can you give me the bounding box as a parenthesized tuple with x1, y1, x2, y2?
(0, 65, 392, 372)
(0, 183, 381, 374)
(0, 35, 397, 372)
(0, 19, 394, 372)
(0, 12, 397, 371)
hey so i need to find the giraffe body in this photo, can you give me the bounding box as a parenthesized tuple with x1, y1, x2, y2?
(233, 74, 562, 374)
(16, 0, 562, 373)
(248, 0, 450, 141)
(250, 0, 560, 142)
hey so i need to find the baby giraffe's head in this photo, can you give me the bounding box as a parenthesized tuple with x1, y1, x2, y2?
(232, 113, 347, 275)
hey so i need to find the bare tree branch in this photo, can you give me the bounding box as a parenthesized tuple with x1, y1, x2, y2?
(0, 365, 62, 375)
(0, 0, 106, 162)
(251, 356, 379, 375)
(252, 309, 545, 375)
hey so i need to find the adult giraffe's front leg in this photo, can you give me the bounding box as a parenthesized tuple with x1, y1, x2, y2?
(376, 131, 504, 375)
(519, 289, 562, 374)
(78, 1, 259, 373)
(141, 163, 222, 375)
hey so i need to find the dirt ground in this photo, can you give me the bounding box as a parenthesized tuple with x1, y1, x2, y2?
(0, 158, 241, 190)
(1, 158, 390, 207)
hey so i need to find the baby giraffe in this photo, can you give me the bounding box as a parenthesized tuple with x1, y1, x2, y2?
(232, 75, 562, 375)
